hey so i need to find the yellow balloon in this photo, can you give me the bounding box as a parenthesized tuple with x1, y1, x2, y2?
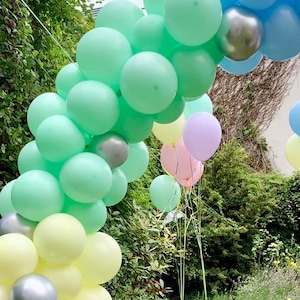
(36, 262, 82, 300)
(33, 213, 86, 264)
(0, 283, 9, 300)
(74, 284, 112, 300)
(0, 233, 38, 284)
(74, 232, 122, 284)
(285, 134, 300, 170)
(152, 114, 186, 145)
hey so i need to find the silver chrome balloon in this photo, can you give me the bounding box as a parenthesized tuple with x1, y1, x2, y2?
(216, 6, 263, 61)
(10, 274, 58, 300)
(88, 132, 129, 169)
(0, 212, 37, 239)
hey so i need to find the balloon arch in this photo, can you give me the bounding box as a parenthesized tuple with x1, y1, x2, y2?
(0, 0, 300, 299)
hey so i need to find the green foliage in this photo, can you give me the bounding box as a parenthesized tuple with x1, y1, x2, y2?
(0, 0, 93, 188)
(267, 172, 300, 244)
(159, 140, 284, 296)
(103, 199, 177, 299)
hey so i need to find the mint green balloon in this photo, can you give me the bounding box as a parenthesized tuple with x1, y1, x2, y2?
(112, 96, 153, 143)
(59, 152, 112, 203)
(154, 94, 185, 124)
(164, 0, 222, 46)
(184, 93, 213, 118)
(103, 169, 128, 207)
(55, 63, 86, 99)
(76, 27, 132, 90)
(67, 80, 119, 135)
(17, 140, 63, 178)
(95, 0, 144, 40)
(18, 140, 48, 174)
(120, 52, 178, 114)
(200, 37, 225, 65)
(150, 175, 181, 212)
(130, 14, 177, 57)
(171, 46, 216, 98)
(36, 115, 86, 163)
(63, 197, 107, 233)
(27, 92, 67, 137)
(0, 180, 16, 217)
(143, 0, 166, 15)
(11, 170, 64, 222)
(119, 142, 149, 183)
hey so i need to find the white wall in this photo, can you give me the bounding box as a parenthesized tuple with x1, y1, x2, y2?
(263, 70, 300, 176)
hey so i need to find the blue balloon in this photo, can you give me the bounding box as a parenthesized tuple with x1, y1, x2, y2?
(289, 100, 300, 136)
(239, 0, 276, 10)
(219, 51, 263, 75)
(220, 0, 238, 10)
(259, 3, 300, 61)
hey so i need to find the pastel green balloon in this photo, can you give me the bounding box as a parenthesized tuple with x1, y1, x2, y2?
(27, 92, 67, 136)
(143, 0, 166, 15)
(119, 142, 149, 182)
(130, 14, 177, 57)
(112, 96, 153, 143)
(200, 37, 225, 65)
(11, 170, 64, 222)
(164, 0, 222, 46)
(0, 180, 16, 217)
(150, 175, 181, 212)
(67, 80, 119, 135)
(154, 94, 185, 124)
(55, 63, 87, 99)
(95, 0, 144, 40)
(76, 27, 132, 90)
(59, 152, 112, 203)
(103, 169, 128, 207)
(184, 93, 213, 118)
(63, 198, 107, 233)
(171, 46, 216, 98)
(120, 52, 178, 114)
(36, 115, 86, 163)
(18, 140, 48, 174)
(17, 140, 63, 178)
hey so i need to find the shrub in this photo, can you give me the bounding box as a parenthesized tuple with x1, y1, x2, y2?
(159, 140, 285, 296)
(103, 198, 177, 299)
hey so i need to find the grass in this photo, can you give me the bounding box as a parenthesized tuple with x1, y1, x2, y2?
(185, 265, 300, 300)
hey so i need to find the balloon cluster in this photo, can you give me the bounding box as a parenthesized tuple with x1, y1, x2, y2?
(0, 0, 300, 298)
(286, 100, 300, 170)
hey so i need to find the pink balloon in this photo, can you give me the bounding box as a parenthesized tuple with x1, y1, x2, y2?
(176, 162, 204, 188)
(183, 112, 222, 161)
(160, 138, 202, 181)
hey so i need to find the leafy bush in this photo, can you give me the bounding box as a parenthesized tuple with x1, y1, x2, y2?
(158, 140, 285, 296)
(103, 198, 177, 299)
(0, 0, 93, 189)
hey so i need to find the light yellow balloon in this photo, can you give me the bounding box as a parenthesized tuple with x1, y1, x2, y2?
(33, 213, 86, 264)
(0, 282, 9, 300)
(152, 113, 186, 145)
(36, 262, 82, 300)
(74, 284, 112, 300)
(74, 232, 122, 284)
(0, 233, 38, 284)
(285, 134, 300, 170)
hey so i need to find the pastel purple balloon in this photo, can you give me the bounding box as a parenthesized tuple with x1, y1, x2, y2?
(183, 112, 222, 162)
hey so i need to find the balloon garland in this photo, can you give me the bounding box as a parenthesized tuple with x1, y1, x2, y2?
(1, 0, 300, 299)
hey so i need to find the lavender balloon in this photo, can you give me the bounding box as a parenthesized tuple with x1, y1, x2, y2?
(183, 112, 222, 162)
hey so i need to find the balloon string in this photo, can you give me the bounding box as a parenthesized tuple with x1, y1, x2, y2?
(19, 0, 75, 64)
